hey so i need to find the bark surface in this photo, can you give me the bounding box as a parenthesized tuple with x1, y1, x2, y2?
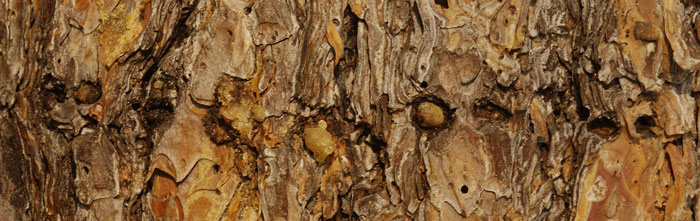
(2, 0, 700, 220)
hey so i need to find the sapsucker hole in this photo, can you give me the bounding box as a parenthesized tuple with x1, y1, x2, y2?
(588, 116, 620, 137)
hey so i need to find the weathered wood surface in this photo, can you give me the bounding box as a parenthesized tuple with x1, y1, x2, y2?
(2, 0, 700, 220)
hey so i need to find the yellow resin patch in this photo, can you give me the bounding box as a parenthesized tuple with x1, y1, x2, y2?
(98, 3, 146, 66)
(304, 120, 335, 162)
(416, 102, 445, 128)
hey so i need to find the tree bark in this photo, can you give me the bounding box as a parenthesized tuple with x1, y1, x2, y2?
(2, 0, 700, 220)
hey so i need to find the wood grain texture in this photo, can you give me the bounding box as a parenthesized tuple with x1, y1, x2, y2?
(2, 0, 700, 220)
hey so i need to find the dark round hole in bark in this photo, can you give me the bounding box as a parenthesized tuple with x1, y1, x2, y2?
(634, 115, 655, 135)
(473, 101, 511, 121)
(82, 166, 89, 174)
(213, 164, 220, 173)
(577, 106, 590, 121)
(435, 0, 449, 8)
(536, 136, 547, 150)
(460, 185, 468, 193)
(587, 116, 619, 137)
(420, 81, 428, 88)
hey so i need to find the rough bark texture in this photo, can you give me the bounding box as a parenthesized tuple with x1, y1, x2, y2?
(3, 0, 700, 220)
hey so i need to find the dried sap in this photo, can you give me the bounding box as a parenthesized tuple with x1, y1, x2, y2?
(416, 102, 445, 128)
(304, 120, 335, 162)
